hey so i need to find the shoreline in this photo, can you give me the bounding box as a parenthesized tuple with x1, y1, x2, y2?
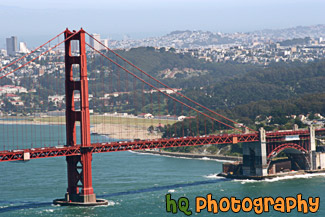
(135, 150, 325, 180)
(136, 150, 242, 162)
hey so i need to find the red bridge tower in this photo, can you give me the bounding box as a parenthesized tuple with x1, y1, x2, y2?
(54, 29, 107, 206)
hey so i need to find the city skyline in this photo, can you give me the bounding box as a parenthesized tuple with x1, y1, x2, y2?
(1, 0, 325, 47)
(1, 24, 325, 51)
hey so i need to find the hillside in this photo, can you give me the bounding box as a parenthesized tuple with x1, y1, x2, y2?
(16, 47, 325, 125)
(182, 60, 325, 109)
(112, 47, 258, 81)
(90, 48, 325, 115)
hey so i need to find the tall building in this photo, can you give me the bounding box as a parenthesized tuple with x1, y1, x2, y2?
(71, 40, 79, 53)
(6, 36, 17, 56)
(19, 42, 29, 53)
(101, 39, 109, 50)
(89, 33, 101, 51)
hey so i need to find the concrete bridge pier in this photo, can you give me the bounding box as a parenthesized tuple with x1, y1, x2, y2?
(309, 125, 317, 170)
(242, 128, 268, 176)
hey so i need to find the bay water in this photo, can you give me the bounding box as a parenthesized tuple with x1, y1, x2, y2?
(0, 124, 324, 216)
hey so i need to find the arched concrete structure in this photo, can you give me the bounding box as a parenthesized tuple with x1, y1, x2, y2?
(242, 126, 316, 176)
(267, 147, 310, 173)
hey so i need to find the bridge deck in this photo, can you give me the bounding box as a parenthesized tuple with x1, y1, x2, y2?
(1, 129, 324, 162)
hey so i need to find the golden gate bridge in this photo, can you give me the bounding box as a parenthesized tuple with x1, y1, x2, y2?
(0, 29, 323, 205)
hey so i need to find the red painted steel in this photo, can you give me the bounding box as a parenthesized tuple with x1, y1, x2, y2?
(0, 133, 257, 162)
(267, 143, 308, 159)
(0, 146, 80, 161)
(64, 28, 95, 202)
(1, 129, 324, 162)
(265, 129, 314, 156)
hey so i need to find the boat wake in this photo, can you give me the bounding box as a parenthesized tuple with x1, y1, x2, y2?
(204, 173, 226, 179)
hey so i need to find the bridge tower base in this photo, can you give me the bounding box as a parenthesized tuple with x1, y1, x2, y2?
(242, 128, 268, 176)
(53, 29, 107, 206)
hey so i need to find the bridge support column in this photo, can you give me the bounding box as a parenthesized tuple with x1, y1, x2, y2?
(242, 128, 268, 176)
(53, 29, 107, 206)
(309, 125, 317, 170)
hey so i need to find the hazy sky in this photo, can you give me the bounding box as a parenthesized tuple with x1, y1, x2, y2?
(1, 0, 325, 47)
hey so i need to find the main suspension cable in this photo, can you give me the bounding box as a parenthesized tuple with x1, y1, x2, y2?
(86, 42, 243, 133)
(0, 30, 80, 80)
(0, 30, 65, 73)
(86, 32, 256, 133)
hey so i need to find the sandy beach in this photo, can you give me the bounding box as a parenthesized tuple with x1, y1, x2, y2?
(90, 123, 162, 140)
(0, 115, 171, 140)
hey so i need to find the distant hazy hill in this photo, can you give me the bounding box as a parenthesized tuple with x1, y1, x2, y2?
(108, 24, 325, 49)
(111, 47, 257, 82)
(252, 24, 325, 40)
(109, 30, 235, 49)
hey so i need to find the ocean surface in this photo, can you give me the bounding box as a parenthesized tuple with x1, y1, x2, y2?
(0, 124, 325, 217)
